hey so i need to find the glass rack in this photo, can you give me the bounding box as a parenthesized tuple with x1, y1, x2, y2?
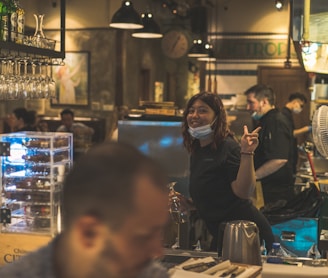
(0, 0, 65, 60)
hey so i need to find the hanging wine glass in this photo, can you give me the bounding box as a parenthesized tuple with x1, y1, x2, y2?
(46, 59, 56, 99)
(11, 58, 21, 99)
(168, 181, 189, 249)
(0, 58, 8, 100)
(40, 60, 50, 98)
(20, 57, 30, 99)
(36, 60, 46, 98)
(27, 61, 38, 99)
(4, 58, 16, 100)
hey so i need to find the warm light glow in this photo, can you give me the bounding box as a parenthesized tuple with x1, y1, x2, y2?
(110, 22, 143, 29)
(198, 56, 216, 62)
(275, 0, 284, 11)
(132, 32, 163, 38)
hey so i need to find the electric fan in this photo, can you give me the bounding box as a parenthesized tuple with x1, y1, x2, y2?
(312, 105, 328, 158)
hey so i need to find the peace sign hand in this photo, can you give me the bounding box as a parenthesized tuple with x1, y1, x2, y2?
(240, 125, 261, 153)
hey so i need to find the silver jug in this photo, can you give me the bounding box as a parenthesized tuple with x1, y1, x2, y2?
(222, 220, 262, 266)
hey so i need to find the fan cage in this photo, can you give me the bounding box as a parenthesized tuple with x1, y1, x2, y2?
(312, 105, 328, 158)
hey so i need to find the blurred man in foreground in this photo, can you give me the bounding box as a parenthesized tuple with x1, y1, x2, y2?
(0, 142, 170, 278)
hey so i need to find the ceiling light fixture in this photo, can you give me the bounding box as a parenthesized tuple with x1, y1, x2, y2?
(132, 13, 163, 39)
(275, 0, 284, 11)
(198, 48, 216, 62)
(110, 1, 143, 29)
(188, 39, 209, 58)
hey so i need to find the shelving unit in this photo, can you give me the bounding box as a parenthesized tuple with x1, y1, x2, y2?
(0, 0, 65, 59)
(0, 41, 64, 59)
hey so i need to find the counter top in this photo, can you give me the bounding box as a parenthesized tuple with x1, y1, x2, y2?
(162, 249, 328, 278)
(262, 262, 328, 278)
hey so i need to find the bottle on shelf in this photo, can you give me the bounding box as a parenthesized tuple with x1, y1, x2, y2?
(15, 0, 24, 43)
(8, 0, 24, 43)
(0, 0, 24, 43)
(9, 0, 17, 42)
(266, 242, 284, 264)
(0, 0, 9, 41)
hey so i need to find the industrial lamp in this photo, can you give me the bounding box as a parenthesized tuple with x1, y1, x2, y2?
(132, 13, 163, 38)
(198, 45, 216, 61)
(188, 39, 210, 58)
(275, 0, 284, 11)
(110, 1, 143, 29)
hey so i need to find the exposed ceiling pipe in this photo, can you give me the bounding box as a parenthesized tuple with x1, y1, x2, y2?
(302, 0, 310, 42)
(284, 0, 293, 68)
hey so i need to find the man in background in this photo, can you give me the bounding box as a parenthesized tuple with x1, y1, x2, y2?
(281, 92, 312, 176)
(244, 84, 295, 206)
(282, 92, 311, 137)
(57, 108, 94, 160)
(5, 107, 37, 132)
(57, 108, 94, 135)
(0, 142, 170, 278)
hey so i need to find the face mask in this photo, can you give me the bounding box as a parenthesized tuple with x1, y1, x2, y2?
(188, 118, 216, 140)
(293, 108, 302, 114)
(251, 112, 262, 121)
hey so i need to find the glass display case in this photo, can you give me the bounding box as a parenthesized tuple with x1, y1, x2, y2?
(0, 131, 73, 236)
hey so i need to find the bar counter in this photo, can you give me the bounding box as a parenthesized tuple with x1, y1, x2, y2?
(162, 248, 328, 277)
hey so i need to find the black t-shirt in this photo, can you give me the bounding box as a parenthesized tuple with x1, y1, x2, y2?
(189, 136, 250, 222)
(281, 106, 298, 174)
(281, 107, 295, 130)
(254, 108, 294, 202)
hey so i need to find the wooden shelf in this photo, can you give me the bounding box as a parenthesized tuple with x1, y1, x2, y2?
(0, 41, 65, 59)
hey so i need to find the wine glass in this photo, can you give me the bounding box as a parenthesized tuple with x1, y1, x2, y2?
(168, 181, 188, 249)
(0, 59, 8, 100)
(20, 57, 30, 99)
(45, 59, 56, 99)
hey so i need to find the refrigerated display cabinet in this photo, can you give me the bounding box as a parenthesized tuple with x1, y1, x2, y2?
(0, 131, 73, 236)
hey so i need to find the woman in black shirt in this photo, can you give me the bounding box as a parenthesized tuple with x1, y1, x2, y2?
(181, 92, 274, 251)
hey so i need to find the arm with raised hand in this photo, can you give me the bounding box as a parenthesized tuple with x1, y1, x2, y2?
(231, 125, 261, 199)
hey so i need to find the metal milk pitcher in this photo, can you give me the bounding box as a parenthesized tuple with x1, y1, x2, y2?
(222, 220, 262, 266)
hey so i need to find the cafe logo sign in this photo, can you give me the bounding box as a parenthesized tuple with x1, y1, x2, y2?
(3, 248, 28, 264)
(212, 37, 298, 60)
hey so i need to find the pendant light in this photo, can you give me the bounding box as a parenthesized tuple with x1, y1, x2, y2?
(132, 13, 163, 39)
(198, 46, 216, 61)
(188, 4, 209, 58)
(197, 3, 215, 62)
(188, 39, 209, 58)
(110, 1, 143, 29)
